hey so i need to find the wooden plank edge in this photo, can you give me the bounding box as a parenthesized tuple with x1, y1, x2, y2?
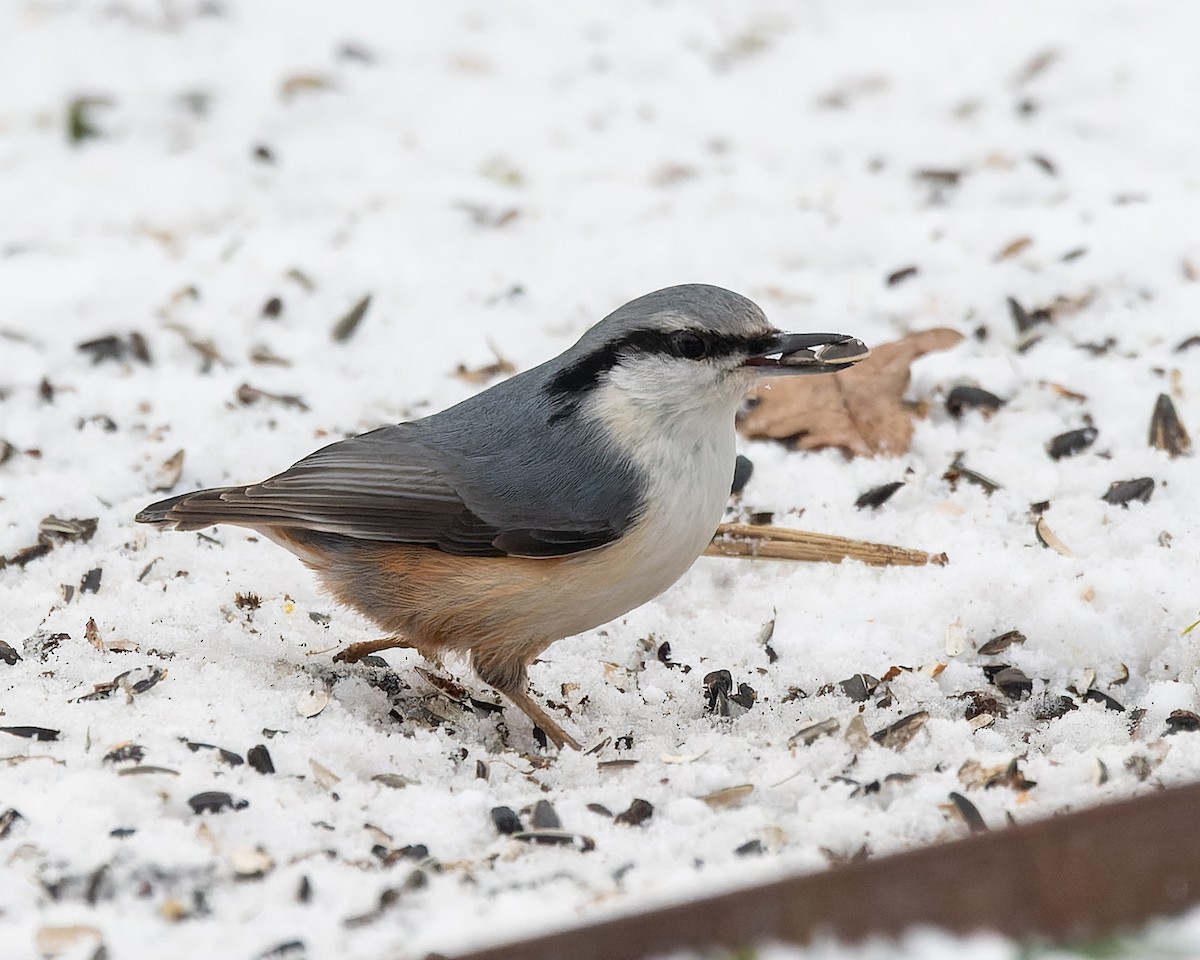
(432, 783, 1200, 960)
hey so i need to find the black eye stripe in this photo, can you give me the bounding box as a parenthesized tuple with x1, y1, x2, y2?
(545, 330, 775, 400)
(671, 331, 708, 359)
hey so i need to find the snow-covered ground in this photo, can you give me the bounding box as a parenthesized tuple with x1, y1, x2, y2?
(2, 1, 1199, 958)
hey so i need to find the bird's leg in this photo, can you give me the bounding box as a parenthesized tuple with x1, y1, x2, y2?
(333, 635, 412, 664)
(473, 652, 581, 751)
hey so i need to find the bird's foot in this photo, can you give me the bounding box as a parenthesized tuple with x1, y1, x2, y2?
(504, 687, 582, 751)
(332, 635, 410, 664)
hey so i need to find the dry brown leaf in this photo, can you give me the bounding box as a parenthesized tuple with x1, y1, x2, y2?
(738, 328, 964, 456)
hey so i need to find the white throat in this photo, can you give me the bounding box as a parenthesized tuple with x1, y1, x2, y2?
(584, 362, 748, 594)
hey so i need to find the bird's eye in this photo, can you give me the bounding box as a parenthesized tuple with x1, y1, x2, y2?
(672, 332, 708, 360)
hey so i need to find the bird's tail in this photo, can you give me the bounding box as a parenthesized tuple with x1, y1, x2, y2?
(135, 487, 250, 531)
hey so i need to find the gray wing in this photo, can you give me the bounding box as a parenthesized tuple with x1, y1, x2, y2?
(136, 422, 634, 559)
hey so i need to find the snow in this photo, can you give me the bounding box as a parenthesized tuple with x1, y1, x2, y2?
(2, 1, 1199, 958)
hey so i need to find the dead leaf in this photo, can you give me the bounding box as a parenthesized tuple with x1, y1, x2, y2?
(738, 328, 964, 456)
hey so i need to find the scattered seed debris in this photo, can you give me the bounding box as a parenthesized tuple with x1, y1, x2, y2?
(490, 806, 523, 835)
(735, 839, 765, 857)
(36, 924, 104, 959)
(661, 752, 706, 764)
(280, 73, 334, 100)
(1007, 296, 1048, 335)
(530, 799, 561, 829)
(855, 481, 904, 510)
(0, 808, 23, 839)
(730, 454, 754, 494)
(787, 717, 839, 747)
(165, 321, 232, 372)
(947, 791, 987, 833)
(231, 847, 274, 878)
(844, 713, 871, 750)
(978, 630, 1026, 655)
(236, 383, 310, 412)
(1165, 710, 1200, 734)
(1034, 516, 1073, 555)
(994, 236, 1033, 261)
(962, 690, 1009, 721)
(1101, 477, 1155, 507)
(985, 665, 1033, 700)
(247, 745, 274, 774)
(151, 449, 186, 493)
(704, 670, 733, 715)
(1047, 427, 1098, 460)
(117, 666, 165, 701)
(80, 567, 102, 594)
(511, 830, 595, 851)
(185, 741, 244, 766)
(943, 453, 1001, 494)
(946, 385, 1005, 418)
(454, 344, 517, 385)
(657, 641, 688, 672)
(699, 784, 754, 808)
(67, 95, 112, 144)
(2, 516, 98, 569)
(343, 878, 424, 928)
(102, 743, 145, 764)
(1082, 689, 1125, 712)
(1, 725, 60, 741)
(77, 334, 125, 364)
(296, 689, 329, 718)
(255, 939, 305, 959)
(234, 591, 262, 611)
(839, 673, 880, 702)
(309, 759, 341, 791)
(1149, 393, 1192, 457)
(614, 799, 654, 827)
(188, 792, 248, 814)
(1013, 47, 1060, 86)
(371, 773, 416, 790)
(871, 711, 929, 751)
(331, 294, 372, 343)
(756, 614, 778, 664)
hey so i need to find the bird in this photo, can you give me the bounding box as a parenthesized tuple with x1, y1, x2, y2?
(137, 284, 868, 750)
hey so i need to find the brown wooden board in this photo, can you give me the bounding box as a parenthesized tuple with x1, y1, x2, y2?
(435, 783, 1200, 960)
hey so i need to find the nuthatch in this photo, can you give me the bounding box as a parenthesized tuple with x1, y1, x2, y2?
(138, 284, 868, 749)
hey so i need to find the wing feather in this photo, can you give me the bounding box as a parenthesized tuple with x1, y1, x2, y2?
(137, 423, 628, 558)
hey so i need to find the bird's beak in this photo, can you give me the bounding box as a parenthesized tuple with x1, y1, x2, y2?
(742, 332, 871, 375)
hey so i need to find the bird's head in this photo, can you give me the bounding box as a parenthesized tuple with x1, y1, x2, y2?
(543, 284, 869, 423)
